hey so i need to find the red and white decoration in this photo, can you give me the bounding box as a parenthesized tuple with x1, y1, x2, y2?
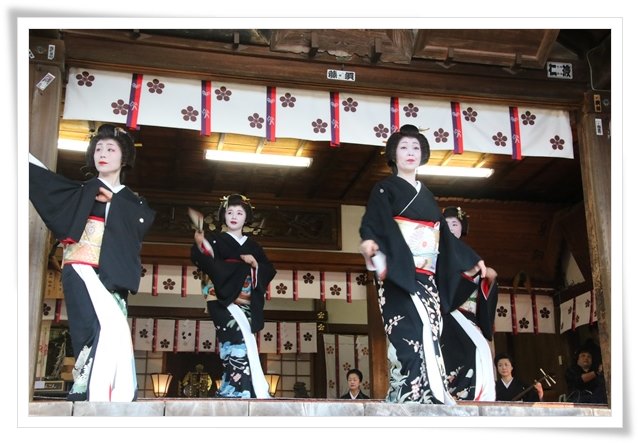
(323, 334, 370, 399)
(137, 263, 366, 302)
(559, 291, 598, 334)
(494, 292, 558, 334)
(63, 67, 574, 160)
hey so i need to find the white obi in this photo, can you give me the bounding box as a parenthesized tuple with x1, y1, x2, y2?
(394, 216, 440, 274)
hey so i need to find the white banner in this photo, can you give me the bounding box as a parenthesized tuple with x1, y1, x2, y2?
(494, 293, 513, 333)
(298, 322, 317, 353)
(559, 299, 575, 334)
(196, 320, 216, 353)
(154, 319, 176, 352)
(132, 317, 154, 351)
(535, 295, 556, 334)
(323, 334, 338, 399)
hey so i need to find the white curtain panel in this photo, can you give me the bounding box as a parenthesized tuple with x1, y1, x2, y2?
(258, 322, 278, 354)
(298, 322, 318, 353)
(323, 334, 338, 399)
(154, 319, 176, 352)
(397, 97, 455, 151)
(338, 93, 393, 146)
(196, 320, 217, 353)
(574, 291, 594, 328)
(176, 319, 196, 352)
(132, 317, 154, 351)
(535, 294, 556, 334)
(494, 292, 513, 333)
(559, 299, 575, 334)
(513, 293, 534, 334)
(274, 87, 332, 141)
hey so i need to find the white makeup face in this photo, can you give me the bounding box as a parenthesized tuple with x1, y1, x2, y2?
(93, 138, 123, 177)
(224, 204, 247, 230)
(446, 216, 463, 239)
(394, 136, 422, 173)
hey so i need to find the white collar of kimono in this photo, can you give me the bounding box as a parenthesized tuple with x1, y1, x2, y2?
(98, 177, 125, 193)
(225, 231, 248, 245)
(98, 177, 124, 223)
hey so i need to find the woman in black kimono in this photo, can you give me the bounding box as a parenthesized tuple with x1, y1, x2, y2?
(191, 194, 276, 398)
(359, 124, 487, 404)
(494, 353, 543, 402)
(29, 124, 155, 401)
(440, 206, 498, 401)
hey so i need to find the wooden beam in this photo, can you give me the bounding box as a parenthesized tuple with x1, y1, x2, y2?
(60, 30, 589, 107)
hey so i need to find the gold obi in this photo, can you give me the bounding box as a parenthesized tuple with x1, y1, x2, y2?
(62, 216, 105, 268)
(394, 216, 440, 274)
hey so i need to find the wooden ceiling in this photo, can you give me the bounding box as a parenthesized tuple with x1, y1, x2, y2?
(48, 28, 611, 207)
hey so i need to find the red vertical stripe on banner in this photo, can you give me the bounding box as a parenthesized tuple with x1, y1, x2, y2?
(330, 91, 340, 147)
(572, 297, 576, 331)
(531, 293, 539, 334)
(320, 271, 326, 302)
(266, 281, 271, 301)
(390, 97, 400, 133)
(54, 299, 62, 323)
(509, 106, 522, 160)
(510, 290, 518, 335)
(354, 335, 359, 369)
(181, 266, 187, 297)
(277, 322, 281, 354)
(451, 101, 464, 154)
(296, 322, 301, 354)
(126, 73, 143, 129)
(293, 270, 299, 301)
(152, 264, 159, 296)
(173, 321, 179, 353)
(335, 335, 341, 396)
(266, 86, 277, 141)
(201, 80, 212, 135)
(152, 319, 158, 352)
(195, 320, 200, 353)
(589, 291, 595, 325)
(346, 272, 352, 303)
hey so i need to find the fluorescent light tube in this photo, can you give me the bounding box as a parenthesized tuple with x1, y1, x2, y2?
(417, 165, 494, 178)
(57, 139, 88, 152)
(206, 150, 312, 168)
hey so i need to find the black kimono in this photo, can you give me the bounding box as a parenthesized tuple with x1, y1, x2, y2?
(495, 377, 541, 402)
(440, 275, 499, 401)
(359, 175, 481, 404)
(191, 231, 276, 398)
(29, 157, 155, 401)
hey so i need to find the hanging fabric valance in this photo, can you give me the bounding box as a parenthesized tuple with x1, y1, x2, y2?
(136, 263, 368, 302)
(63, 67, 574, 160)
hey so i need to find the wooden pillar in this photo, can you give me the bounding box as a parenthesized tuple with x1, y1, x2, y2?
(28, 35, 64, 400)
(365, 273, 387, 399)
(577, 90, 612, 405)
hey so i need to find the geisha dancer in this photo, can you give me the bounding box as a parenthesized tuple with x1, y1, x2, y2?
(191, 194, 276, 398)
(358, 124, 487, 405)
(29, 124, 155, 401)
(440, 206, 498, 401)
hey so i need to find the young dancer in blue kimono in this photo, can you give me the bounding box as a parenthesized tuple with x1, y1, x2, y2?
(191, 194, 276, 398)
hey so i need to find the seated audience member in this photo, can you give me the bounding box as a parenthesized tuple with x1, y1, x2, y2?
(494, 353, 543, 402)
(565, 347, 608, 404)
(340, 368, 370, 399)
